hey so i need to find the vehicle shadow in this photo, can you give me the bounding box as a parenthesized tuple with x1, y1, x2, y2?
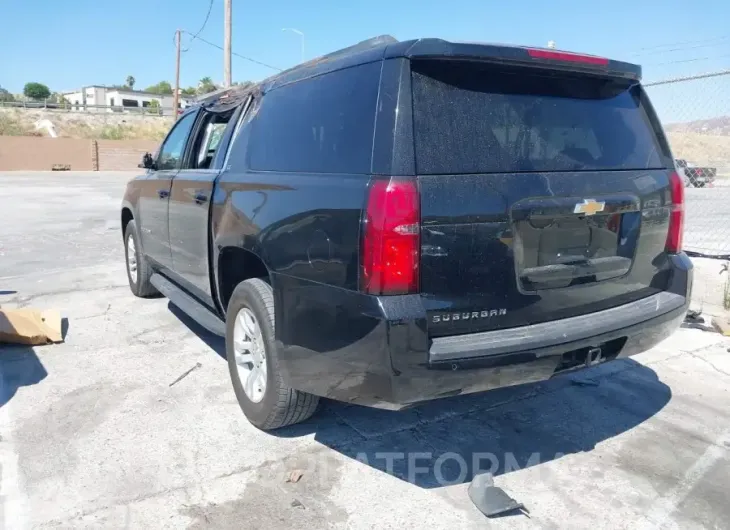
(168, 301, 226, 360)
(169, 307, 671, 489)
(275, 359, 671, 489)
(0, 309, 62, 407)
(0, 346, 49, 407)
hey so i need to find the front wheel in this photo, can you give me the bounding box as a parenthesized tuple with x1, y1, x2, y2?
(226, 278, 319, 430)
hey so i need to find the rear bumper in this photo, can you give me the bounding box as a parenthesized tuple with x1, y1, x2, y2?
(275, 253, 692, 409)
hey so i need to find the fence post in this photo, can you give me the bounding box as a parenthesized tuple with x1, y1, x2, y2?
(91, 140, 99, 171)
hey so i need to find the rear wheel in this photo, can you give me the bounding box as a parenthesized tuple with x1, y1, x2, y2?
(226, 278, 319, 430)
(124, 220, 157, 297)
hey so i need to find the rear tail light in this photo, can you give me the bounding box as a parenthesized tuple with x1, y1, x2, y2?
(666, 171, 685, 253)
(526, 48, 609, 66)
(361, 178, 420, 295)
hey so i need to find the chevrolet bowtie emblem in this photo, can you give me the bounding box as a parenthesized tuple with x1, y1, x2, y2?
(574, 199, 606, 216)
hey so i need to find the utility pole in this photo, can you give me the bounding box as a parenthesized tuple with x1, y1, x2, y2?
(173, 29, 181, 118)
(223, 0, 232, 87)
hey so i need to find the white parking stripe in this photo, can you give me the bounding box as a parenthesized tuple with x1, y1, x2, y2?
(638, 427, 730, 529)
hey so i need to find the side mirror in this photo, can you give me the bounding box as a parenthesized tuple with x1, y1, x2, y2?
(138, 152, 156, 170)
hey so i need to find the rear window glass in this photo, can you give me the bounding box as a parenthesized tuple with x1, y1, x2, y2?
(248, 62, 381, 174)
(411, 60, 665, 175)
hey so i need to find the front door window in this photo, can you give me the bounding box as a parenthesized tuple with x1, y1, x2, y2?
(157, 112, 197, 170)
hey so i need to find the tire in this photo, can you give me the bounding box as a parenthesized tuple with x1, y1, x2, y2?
(124, 219, 157, 298)
(226, 278, 319, 430)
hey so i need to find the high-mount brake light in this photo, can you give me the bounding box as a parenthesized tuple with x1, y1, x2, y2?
(526, 48, 609, 66)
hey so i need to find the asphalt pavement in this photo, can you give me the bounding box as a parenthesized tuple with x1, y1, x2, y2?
(1, 172, 730, 529)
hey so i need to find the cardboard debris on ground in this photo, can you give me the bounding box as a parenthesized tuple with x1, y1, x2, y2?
(286, 470, 304, 483)
(0, 308, 63, 346)
(712, 316, 730, 336)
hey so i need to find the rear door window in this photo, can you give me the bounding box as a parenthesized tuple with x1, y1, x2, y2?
(411, 60, 666, 175)
(248, 62, 381, 174)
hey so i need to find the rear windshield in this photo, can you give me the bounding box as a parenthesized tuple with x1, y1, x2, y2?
(411, 60, 666, 175)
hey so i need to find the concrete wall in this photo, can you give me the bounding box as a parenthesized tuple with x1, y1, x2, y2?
(97, 139, 158, 171)
(0, 137, 94, 170)
(0, 137, 158, 171)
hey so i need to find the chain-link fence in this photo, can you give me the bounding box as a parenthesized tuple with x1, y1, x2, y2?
(644, 70, 730, 258)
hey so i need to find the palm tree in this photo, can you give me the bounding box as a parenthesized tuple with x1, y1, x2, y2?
(198, 77, 217, 94)
(126, 75, 136, 90)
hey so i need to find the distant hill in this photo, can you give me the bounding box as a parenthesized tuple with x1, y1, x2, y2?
(659, 116, 730, 172)
(0, 108, 171, 140)
(664, 116, 730, 136)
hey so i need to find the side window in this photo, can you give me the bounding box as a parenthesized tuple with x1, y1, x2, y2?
(248, 62, 381, 174)
(181, 107, 238, 170)
(157, 112, 197, 171)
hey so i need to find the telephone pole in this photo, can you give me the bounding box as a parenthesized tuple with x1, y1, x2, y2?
(223, 0, 232, 87)
(173, 29, 181, 118)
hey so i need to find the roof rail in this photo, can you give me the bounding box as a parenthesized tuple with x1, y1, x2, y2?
(260, 35, 399, 86)
(190, 35, 401, 108)
(312, 35, 398, 62)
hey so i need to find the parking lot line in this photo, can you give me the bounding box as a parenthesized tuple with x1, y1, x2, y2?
(639, 428, 730, 530)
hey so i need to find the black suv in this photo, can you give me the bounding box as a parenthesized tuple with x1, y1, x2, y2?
(121, 36, 692, 430)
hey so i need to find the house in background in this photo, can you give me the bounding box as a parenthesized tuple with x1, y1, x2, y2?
(61, 86, 192, 114)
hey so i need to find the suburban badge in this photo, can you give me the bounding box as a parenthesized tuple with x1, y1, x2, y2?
(432, 309, 507, 323)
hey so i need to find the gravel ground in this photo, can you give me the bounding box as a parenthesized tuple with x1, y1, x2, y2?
(1, 172, 730, 529)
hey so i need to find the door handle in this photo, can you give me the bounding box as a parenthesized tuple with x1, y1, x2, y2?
(157, 189, 169, 199)
(194, 193, 209, 205)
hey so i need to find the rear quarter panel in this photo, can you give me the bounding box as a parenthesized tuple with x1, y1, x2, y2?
(211, 170, 375, 397)
(211, 171, 367, 292)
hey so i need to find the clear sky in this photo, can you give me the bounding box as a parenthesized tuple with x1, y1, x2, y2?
(0, 0, 729, 96)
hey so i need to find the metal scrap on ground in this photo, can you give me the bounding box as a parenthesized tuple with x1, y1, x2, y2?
(168, 362, 203, 386)
(468, 472, 527, 518)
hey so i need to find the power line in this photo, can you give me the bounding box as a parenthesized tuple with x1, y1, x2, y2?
(182, 0, 215, 52)
(630, 35, 730, 56)
(639, 40, 730, 57)
(646, 53, 730, 67)
(181, 30, 282, 71)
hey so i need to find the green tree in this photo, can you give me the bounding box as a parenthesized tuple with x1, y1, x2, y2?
(23, 82, 51, 100)
(146, 99, 161, 115)
(180, 86, 197, 97)
(197, 77, 218, 94)
(232, 81, 254, 90)
(144, 81, 173, 95)
(126, 75, 136, 90)
(0, 86, 15, 102)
